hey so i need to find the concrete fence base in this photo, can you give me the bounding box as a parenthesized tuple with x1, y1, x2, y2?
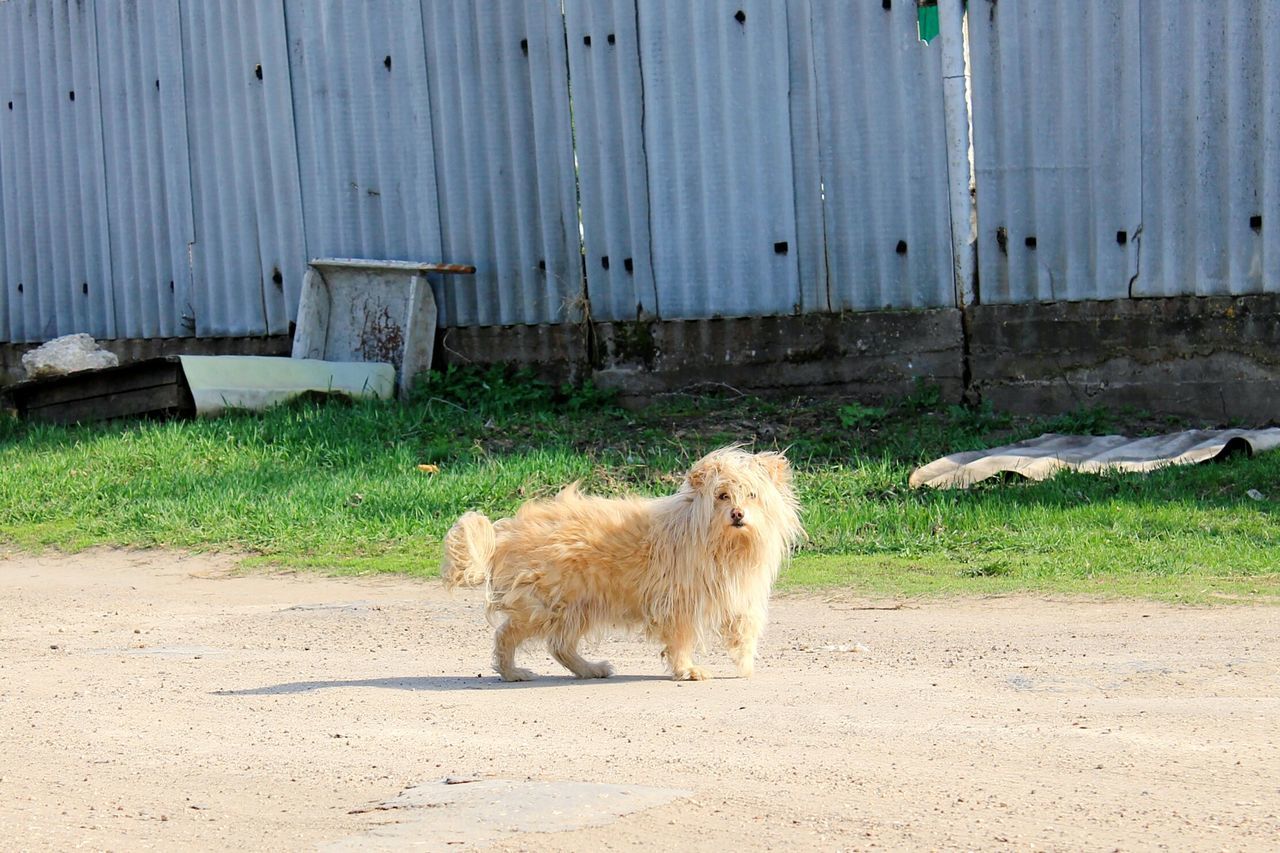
(435, 295, 1280, 423)
(3, 295, 1278, 423)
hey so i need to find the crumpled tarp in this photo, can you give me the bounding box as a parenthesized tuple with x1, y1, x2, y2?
(909, 428, 1280, 489)
(178, 355, 394, 416)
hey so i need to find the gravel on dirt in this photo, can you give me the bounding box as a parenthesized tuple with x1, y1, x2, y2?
(1, 549, 1277, 851)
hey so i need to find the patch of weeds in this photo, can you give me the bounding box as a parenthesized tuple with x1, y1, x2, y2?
(946, 400, 1013, 434)
(411, 364, 553, 415)
(410, 364, 619, 419)
(559, 378, 617, 412)
(1043, 405, 1115, 435)
(959, 560, 1013, 578)
(418, 437, 469, 464)
(0, 412, 22, 442)
(837, 402, 888, 429)
(897, 378, 943, 414)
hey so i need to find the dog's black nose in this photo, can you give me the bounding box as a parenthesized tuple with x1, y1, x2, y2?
(730, 508, 744, 524)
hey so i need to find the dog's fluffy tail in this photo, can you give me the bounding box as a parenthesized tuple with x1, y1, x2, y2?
(441, 511, 496, 589)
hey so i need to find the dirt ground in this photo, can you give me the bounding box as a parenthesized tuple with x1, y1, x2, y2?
(2, 550, 1277, 852)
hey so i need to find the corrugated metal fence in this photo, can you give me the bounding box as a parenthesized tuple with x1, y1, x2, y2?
(969, 0, 1280, 303)
(0, 1, 1275, 344)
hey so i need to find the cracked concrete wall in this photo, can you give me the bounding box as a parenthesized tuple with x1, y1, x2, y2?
(432, 324, 588, 387)
(968, 295, 1280, 422)
(437, 296, 1278, 421)
(3, 296, 1275, 423)
(430, 310, 966, 405)
(591, 311, 965, 402)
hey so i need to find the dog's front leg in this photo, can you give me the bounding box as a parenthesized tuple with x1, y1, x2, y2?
(722, 614, 763, 678)
(662, 623, 709, 681)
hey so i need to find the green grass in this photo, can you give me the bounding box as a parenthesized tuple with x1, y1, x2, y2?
(1, 366, 1277, 603)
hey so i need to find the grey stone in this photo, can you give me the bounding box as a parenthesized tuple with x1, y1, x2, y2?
(327, 778, 691, 851)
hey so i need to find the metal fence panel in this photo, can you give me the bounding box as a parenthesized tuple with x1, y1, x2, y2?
(637, 0, 800, 320)
(0, 113, 4, 344)
(1138, 0, 1280, 297)
(0, 0, 116, 342)
(3, 0, 1277, 346)
(420, 0, 581, 327)
(94, 0, 195, 339)
(968, 0, 1142, 303)
(284, 0, 444, 269)
(564, 0, 659, 322)
(782, 1, 828, 316)
(0, 13, 7, 342)
(805, 0, 954, 311)
(179, 0, 306, 337)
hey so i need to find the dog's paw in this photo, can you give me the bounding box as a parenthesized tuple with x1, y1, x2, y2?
(581, 660, 615, 679)
(735, 661, 755, 679)
(498, 667, 536, 682)
(673, 665, 710, 681)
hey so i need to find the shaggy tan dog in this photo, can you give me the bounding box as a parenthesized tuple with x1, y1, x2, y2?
(441, 447, 803, 681)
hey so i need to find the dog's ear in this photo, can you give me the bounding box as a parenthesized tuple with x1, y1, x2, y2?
(686, 457, 716, 490)
(755, 452, 792, 486)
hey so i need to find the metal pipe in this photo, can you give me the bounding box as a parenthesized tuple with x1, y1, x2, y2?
(938, 0, 976, 306)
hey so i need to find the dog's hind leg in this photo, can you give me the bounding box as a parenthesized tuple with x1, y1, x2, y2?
(722, 613, 763, 678)
(546, 618, 613, 679)
(492, 614, 537, 682)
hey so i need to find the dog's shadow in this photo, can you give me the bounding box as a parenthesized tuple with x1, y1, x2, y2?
(212, 673, 671, 696)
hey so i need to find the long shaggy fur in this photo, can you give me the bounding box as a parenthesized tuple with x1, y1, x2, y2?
(441, 447, 804, 681)
(440, 511, 496, 589)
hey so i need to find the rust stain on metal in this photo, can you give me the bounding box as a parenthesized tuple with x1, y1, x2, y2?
(358, 304, 405, 367)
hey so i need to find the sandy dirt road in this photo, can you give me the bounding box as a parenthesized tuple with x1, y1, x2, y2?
(1, 549, 1277, 852)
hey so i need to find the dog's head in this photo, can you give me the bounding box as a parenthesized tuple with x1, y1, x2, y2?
(684, 447, 800, 545)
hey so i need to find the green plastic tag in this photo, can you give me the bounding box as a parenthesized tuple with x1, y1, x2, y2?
(917, 3, 940, 44)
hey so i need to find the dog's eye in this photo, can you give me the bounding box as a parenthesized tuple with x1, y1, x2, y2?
(748, 492, 756, 500)
(717, 493, 729, 501)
